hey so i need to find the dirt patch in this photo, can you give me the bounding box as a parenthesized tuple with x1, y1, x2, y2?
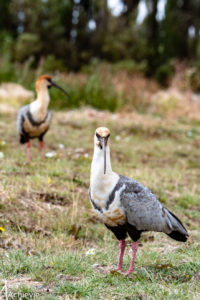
(0, 276, 55, 297)
(56, 274, 81, 281)
(35, 192, 70, 206)
(0, 276, 42, 290)
(9, 219, 52, 236)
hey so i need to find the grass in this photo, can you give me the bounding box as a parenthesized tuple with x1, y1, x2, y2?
(0, 107, 200, 299)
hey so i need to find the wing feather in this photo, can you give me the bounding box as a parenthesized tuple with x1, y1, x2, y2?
(119, 175, 175, 233)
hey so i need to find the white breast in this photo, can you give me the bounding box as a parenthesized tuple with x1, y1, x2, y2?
(30, 101, 48, 122)
(90, 142, 126, 226)
(90, 171, 126, 226)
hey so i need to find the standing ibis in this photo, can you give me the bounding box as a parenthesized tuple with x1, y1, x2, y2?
(17, 75, 70, 161)
(89, 127, 188, 274)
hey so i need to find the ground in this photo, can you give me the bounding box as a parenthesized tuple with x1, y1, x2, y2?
(0, 106, 199, 299)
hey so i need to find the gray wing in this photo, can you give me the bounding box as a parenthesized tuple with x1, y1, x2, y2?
(46, 110, 52, 125)
(17, 104, 30, 134)
(120, 175, 187, 235)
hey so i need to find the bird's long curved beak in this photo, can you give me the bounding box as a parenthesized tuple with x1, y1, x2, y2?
(103, 138, 106, 175)
(51, 81, 71, 100)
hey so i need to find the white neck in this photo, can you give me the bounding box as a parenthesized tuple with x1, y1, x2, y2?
(36, 87, 50, 108)
(30, 88, 50, 121)
(90, 142, 119, 203)
(91, 144, 112, 177)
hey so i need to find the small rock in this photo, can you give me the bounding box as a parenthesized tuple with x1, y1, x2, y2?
(115, 135, 121, 141)
(45, 152, 56, 158)
(58, 143, 64, 149)
(0, 152, 4, 159)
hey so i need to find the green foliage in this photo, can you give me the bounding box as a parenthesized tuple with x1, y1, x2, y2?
(0, 0, 200, 78)
(112, 59, 147, 73)
(42, 55, 66, 73)
(187, 65, 200, 92)
(15, 33, 42, 62)
(155, 61, 175, 87)
(49, 73, 118, 112)
(0, 34, 17, 82)
(0, 54, 17, 82)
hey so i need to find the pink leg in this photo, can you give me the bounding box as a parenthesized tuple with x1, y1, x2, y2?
(26, 141, 31, 161)
(116, 239, 126, 271)
(40, 141, 44, 159)
(127, 241, 139, 274)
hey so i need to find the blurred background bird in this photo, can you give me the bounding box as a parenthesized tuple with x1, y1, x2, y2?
(89, 127, 188, 274)
(17, 74, 70, 161)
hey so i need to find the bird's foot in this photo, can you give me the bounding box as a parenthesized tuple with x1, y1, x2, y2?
(26, 157, 31, 163)
(127, 267, 133, 273)
(115, 267, 123, 272)
(40, 141, 44, 159)
(125, 268, 136, 277)
(103, 267, 124, 274)
(26, 141, 31, 161)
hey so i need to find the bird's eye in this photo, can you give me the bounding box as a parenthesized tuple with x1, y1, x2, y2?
(96, 133, 101, 139)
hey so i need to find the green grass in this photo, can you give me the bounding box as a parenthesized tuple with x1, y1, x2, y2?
(0, 108, 199, 299)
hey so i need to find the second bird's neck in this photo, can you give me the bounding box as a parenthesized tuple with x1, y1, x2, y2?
(36, 87, 50, 108)
(30, 88, 50, 121)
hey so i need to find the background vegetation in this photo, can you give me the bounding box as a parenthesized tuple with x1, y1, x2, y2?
(1, 0, 200, 94)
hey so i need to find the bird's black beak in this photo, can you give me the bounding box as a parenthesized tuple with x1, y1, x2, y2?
(101, 135, 109, 175)
(103, 137, 106, 175)
(96, 132, 110, 175)
(51, 81, 71, 100)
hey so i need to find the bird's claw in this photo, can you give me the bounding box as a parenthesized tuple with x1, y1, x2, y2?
(104, 268, 123, 275)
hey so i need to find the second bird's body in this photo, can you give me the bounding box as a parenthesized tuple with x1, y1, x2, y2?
(17, 89, 51, 144)
(17, 75, 70, 160)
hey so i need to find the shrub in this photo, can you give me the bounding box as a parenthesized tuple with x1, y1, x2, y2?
(112, 59, 147, 74)
(155, 61, 175, 87)
(187, 64, 200, 92)
(0, 34, 17, 82)
(42, 55, 66, 73)
(50, 72, 118, 111)
(15, 33, 42, 62)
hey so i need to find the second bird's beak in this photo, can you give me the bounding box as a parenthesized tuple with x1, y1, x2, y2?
(51, 81, 71, 100)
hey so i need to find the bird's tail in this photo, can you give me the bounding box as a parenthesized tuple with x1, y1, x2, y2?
(20, 135, 27, 144)
(166, 209, 188, 242)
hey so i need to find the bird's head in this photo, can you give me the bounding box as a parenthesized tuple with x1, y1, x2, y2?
(35, 75, 70, 99)
(94, 127, 110, 174)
